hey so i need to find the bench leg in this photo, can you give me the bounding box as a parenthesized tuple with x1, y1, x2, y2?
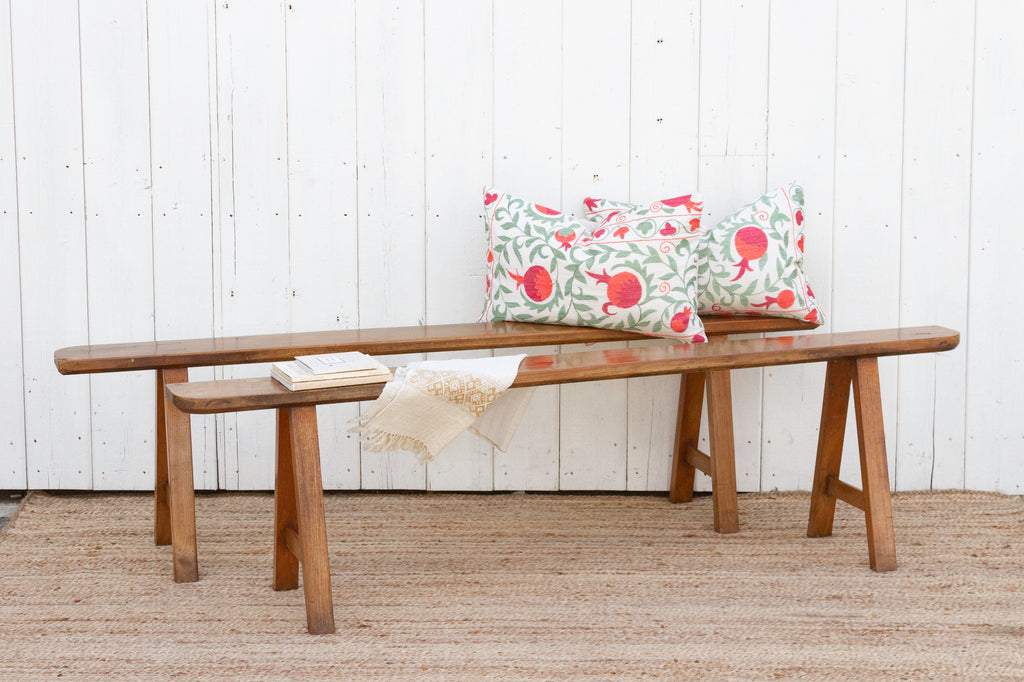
(807, 359, 854, 538)
(154, 369, 172, 546)
(669, 372, 705, 503)
(274, 408, 300, 591)
(806, 358, 897, 572)
(275, 405, 335, 635)
(852, 357, 897, 572)
(706, 370, 739, 534)
(163, 367, 199, 583)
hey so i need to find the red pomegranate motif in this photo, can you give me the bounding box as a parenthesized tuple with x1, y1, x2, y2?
(613, 225, 629, 239)
(554, 226, 576, 251)
(804, 309, 818, 323)
(730, 226, 768, 281)
(509, 266, 553, 302)
(689, 218, 700, 232)
(670, 307, 693, 333)
(586, 269, 642, 315)
(752, 289, 795, 310)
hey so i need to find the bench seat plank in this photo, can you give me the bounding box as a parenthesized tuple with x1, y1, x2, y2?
(165, 326, 958, 414)
(54, 316, 818, 374)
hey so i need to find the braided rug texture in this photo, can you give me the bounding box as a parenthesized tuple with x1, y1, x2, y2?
(0, 491, 1021, 680)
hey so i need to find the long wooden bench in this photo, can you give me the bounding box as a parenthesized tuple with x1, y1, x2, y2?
(55, 316, 815, 581)
(163, 325, 958, 634)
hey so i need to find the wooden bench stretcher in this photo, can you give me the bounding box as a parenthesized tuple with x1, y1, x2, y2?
(164, 325, 958, 634)
(55, 316, 816, 579)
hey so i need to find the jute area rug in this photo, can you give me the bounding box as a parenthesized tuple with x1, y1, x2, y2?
(0, 491, 1021, 680)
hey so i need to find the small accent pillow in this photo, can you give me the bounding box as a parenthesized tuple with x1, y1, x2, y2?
(584, 183, 824, 324)
(482, 188, 706, 342)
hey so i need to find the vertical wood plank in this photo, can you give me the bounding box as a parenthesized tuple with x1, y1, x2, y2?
(896, 0, 973, 491)
(697, 0, 770, 493)
(287, 405, 336, 635)
(284, 0, 361, 490)
(12, 0, 92, 488)
(626, 0, 701, 492)
(148, 0, 219, 490)
(355, 0, 428, 490)
(852, 357, 897, 572)
(761, 0, 837, 493)
(491, 0, 562, 492)
(215, 0, 291, 491)
(79, 0, 155, 490)
(832, 0, 906, 488)
(423, 0, 494, 491)
(0, 0, 26, 489)
(966, 0, 1024, 494)
(558, 0, 631, 491)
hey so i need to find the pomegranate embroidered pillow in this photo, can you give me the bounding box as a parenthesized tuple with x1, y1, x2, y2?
(698, 183, 823, 323)
(482, 188, 706, 342)
(583, 183, 824, 324)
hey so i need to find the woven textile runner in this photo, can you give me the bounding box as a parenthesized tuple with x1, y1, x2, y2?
(351, 354, 532, 460)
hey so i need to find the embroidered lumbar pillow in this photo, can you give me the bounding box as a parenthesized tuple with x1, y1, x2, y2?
(482, 188, 706, 342)
(583, 183, 824, 324)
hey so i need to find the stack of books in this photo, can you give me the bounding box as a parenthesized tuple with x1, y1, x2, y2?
(271, 351, 393, 391)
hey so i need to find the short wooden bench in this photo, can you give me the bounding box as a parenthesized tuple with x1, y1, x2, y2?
(55, 316, 814, 581)
(164, 326, 957, 634)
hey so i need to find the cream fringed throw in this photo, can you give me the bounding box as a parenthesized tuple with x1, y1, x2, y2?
(350, 354, 534, 461)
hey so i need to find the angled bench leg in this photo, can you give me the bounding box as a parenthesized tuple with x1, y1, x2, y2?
(274, 408, 300, 590)
(162, 367, 199, 583)
(807, 359, 854, 537)
(274, 406, 335, 635)
(852, 357, 897, 571)
(668, 369, 739, 534)
(807, 357, 897, 572)
(154, 369, 172, 546)
(706, 370, 739, 534)
(669, 371, 705, 503)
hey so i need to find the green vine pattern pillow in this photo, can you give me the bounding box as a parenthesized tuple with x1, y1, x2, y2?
(482, 188, 706, 342)
(699, 184, 823, 323)
(584, 184, 824, 324)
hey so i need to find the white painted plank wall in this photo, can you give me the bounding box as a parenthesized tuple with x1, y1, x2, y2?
(0, 0, 25, 489)
(966, 0, 1024, 493)
(12, 0, 92, 489)
(148, 0, 219, 490)
(490, 0, 562, 492)
(80, 0, 155, 490)
(285, 0, 362, 489)
(625, 0, 700, 492)
(761, 0, 837, 492)
(1, 0, 1022, 494)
